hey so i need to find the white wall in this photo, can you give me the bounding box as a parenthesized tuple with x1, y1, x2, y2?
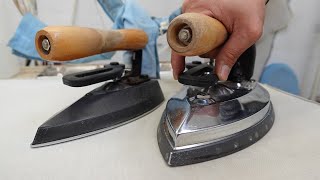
(0, 1, 21, 78)
(37, 0, 182, 27)
(267, 0, 320, 98)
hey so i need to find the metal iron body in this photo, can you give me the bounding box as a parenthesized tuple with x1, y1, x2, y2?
(32, 50, 164, 147)
(157, 45, 275, 166)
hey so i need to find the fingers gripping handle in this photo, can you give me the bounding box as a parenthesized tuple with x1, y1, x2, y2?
(168, 13, 256, 82)
(35, 26, 148, 61)
(167, 13, 228, 56)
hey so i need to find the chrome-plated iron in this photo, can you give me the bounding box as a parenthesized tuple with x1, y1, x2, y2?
(157, 45, 275, 166)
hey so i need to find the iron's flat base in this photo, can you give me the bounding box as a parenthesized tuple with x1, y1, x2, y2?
(32, 80, 164, 147)
(157, 103, 275, 167)
(31, 102, 163, 148)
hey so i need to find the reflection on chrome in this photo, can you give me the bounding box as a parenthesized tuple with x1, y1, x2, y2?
(164, 81, 271, 149)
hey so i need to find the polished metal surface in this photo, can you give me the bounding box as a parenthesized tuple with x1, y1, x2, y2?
(163, 82, 271, 150)
(42, 38, 50, 51)
(178, 28, 192, 45)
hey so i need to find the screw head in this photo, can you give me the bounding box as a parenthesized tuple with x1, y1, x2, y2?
(178, 28, 192, 45)
(42, 38, 51, 52)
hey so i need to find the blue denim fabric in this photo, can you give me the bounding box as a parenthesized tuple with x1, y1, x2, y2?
(98, 0, 181, 78)
(98, 0, 158, 78)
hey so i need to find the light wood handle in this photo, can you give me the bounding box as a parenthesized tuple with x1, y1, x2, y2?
(167, 13, 228, 56)
(35, 26, 148, 61)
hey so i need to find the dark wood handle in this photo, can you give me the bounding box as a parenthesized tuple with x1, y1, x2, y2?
(167, 13, 227, 56)
(35, 26, 148, 61)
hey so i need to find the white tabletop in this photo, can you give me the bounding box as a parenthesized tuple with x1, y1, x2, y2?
(1, 74, 320, 180)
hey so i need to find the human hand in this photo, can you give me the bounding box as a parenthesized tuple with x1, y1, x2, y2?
(171, 0, 266, 80)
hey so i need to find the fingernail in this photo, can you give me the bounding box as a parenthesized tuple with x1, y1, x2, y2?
(220, 65, 231, 81)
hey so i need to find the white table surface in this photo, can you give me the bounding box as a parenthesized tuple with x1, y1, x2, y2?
(1, 73, 320, 180)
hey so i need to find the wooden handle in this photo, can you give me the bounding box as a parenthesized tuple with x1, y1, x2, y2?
(167, 13, 228, 56)
(35, 26, 148, 61)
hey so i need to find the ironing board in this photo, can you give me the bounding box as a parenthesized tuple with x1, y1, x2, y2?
(1, 72, 320, 180)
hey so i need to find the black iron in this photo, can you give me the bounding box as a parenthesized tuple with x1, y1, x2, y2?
(32, 50, 164, 147)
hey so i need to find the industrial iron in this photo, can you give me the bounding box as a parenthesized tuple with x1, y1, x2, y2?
(31, 27, 164, 147)
(157, 13, 275, 166)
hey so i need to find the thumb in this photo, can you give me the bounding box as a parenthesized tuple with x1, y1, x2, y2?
(171, 51, 186, 80)
(215, 29, 261, 81)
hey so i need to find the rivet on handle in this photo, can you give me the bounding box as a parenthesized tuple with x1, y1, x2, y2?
(178, 27, 192, 45)
(42, 38, 51, 52)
